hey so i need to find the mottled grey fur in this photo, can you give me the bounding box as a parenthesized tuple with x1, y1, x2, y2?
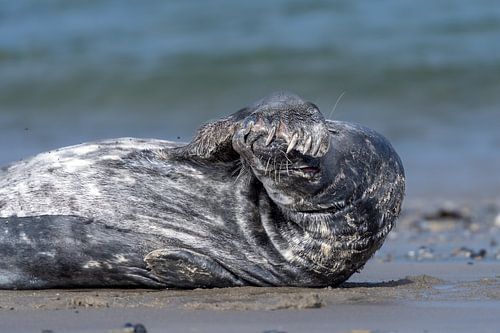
(0, 92, 405, 289)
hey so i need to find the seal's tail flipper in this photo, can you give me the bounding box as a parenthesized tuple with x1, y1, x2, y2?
(144, 248, 246, 288)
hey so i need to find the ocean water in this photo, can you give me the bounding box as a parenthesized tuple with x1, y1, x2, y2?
(1, 0, 499, 199)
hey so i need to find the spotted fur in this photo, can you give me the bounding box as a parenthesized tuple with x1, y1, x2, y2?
(0, 92, 405, 289)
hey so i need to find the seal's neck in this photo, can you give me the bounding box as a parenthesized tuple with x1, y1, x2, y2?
(261, 195, 386, 286)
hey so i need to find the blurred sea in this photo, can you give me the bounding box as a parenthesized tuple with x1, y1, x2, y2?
(1, 0, 499, 199)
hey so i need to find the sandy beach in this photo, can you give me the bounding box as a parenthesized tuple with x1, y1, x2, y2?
(1, 198, 499, 333)
(1, 2, 500, 332)
(1, 261, 498, 333)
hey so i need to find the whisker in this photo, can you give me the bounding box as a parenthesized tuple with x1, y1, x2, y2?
(233, 162, 249, 184)
(265, 156, 272, 176)
(233, 168, 243, 184)
(328, 91, 346, 119)
(278, 161, 282, 183)
(280, 149, 293, 164)
(230, 159, 242, 176)
(273, 156, 277, 182)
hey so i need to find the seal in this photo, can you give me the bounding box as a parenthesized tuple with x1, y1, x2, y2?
(0, 92, 405, 289)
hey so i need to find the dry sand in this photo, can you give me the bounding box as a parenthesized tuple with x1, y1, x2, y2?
(1, 198, 499, 333)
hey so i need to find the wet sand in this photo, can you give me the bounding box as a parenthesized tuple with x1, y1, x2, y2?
(1, 262, 499, 333)
(1, 198, 499, 333)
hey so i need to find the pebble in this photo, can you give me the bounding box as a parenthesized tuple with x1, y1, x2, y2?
(495, 214, 500, 228)
(133, 324, 147, 333)
(452, 247, 487, 260)
(109, 323, 147, 333)
(407, 246, 435, 260)
(423, 205, 471, 222)
(468, 223, 481, 232)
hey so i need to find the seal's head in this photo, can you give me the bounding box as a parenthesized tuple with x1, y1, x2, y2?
(233, 92, 360, 212)
(233, 91, 405, 255)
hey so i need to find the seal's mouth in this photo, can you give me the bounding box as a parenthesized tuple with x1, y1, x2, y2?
(249, 138, 323, 180)
(279, 165, 321, 179)
(282, 156, 321, 177)
(296, 166, 320, 175)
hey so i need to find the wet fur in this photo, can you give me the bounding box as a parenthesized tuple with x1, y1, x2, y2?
(0, 92, 405, 289)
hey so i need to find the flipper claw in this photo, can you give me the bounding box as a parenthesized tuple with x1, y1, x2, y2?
(286, 133, 299, 154)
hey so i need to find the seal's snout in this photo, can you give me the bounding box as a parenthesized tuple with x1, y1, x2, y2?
(234, 111, 330, 161)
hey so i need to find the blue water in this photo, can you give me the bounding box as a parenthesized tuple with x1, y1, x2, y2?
(1, 0, 499, 199)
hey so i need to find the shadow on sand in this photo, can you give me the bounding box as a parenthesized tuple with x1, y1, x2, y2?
(341, 278, 413, 289)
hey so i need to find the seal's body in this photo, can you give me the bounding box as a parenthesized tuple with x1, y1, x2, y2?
(0, 92, 404, 289)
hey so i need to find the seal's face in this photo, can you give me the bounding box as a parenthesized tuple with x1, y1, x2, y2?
(232, 93, 342, 212)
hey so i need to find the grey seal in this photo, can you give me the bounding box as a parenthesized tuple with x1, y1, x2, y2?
(0, 92, 405, 289)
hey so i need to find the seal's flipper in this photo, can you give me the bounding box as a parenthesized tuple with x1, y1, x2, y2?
(144, 249, 246, 288)
(174, 107, 253, 162)
(175, 93, 330, 163)
(232, 99, 330, 159)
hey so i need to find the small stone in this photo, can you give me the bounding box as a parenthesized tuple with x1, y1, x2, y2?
(134, 324, 147, 333)
(468, 223, 481, 232)
(424, 205, 470, 221)
(419, 246, 434, 260)
(495, 214, 500, 228)
(453, 247, 486, 260)
(472, 249, 487, 259)
(453, 247, 473, 258)
(407, 246, 435, 260)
